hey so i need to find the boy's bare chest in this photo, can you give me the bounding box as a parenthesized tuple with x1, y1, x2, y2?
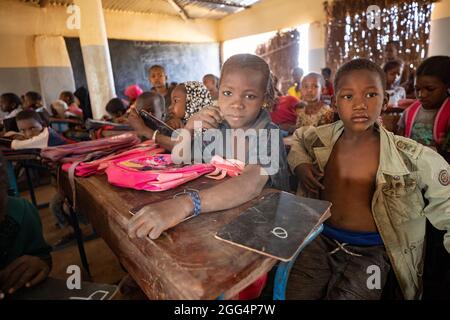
(324, 141, 379, 183)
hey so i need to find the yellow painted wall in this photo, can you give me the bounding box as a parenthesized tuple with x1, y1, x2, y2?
(218, 0, 326, 41)
(0, 0, 219, 68)
(431, 0, 450, 20)
(0, 35, 38, 68)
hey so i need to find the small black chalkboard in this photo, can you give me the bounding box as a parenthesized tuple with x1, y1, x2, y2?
(215, 192, 331, 262)
(139, 109, 175, 137)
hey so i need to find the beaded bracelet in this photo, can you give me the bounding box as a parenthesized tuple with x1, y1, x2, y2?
(173, 188, 201, 221)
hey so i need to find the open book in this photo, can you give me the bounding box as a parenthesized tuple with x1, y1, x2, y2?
(215, 191, 331, 262)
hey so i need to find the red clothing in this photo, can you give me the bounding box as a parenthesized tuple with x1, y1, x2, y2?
(67, 103, 84, 118)
(270, 96, 299, 125)
(322, 80, 334, 96)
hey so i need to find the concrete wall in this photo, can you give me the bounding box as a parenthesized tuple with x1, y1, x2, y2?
(428, 0, 450, 56)
(0, 0, 219, 108)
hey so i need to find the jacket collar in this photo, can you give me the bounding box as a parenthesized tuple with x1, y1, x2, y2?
(312, 121, 410, 181)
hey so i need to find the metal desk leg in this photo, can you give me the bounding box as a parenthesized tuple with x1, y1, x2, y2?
(68, 204, 91, 278)
(6, 160, 19, 197)
(22, 162, 49, 209)
(273, 224, 324, 300)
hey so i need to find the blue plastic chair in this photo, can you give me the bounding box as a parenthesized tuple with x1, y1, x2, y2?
(273, 224, 324, 300)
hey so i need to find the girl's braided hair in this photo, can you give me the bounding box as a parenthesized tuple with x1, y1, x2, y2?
(220, 54, 278, 111)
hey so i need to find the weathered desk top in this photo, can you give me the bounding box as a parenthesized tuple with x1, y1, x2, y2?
(62, 173, 277, 300)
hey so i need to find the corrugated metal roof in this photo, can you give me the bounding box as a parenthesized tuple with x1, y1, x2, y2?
(20, 0, 261, 19)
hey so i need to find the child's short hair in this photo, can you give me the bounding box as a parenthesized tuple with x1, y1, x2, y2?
(383, 59, 403, 73)
(135, 91, 165, 117)
(321, 67, 332, 78)
(25, 91, 42, 103)
(416, 55, 450, 85)
(220, 54, 277, 110)
(1, 93, 22, 108)
(60, 91, 75, 105)
(105, 98, 127, 116)
(148, 65, 166, 74)
(334, 58, 386, 91)
(203, 74, 219, 88)
(16, 109, 46, 125)
(302, 72, 325, 87)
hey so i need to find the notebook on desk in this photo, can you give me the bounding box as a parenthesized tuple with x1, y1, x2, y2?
(215, 191, 332, 262)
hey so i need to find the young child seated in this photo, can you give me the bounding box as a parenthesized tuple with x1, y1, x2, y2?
(287, 67, 303, 99)
(105, 98, 128, 123)
(397, 56, 450, 157)
(202, 74, 220, 103)
(165, 81, 212, 129)
(49, 100, 69, 119)
(321, 67, 334, 105)
(287, 58, 449, 300)
(0, 93, 23, 131)
(59, 91, 83, 119)
(296, 72, 334, 128)
(384, 60, 406, 108)
(23, 91, 45, 112)
(127, 54, 290, 299)
(134, 91, 166, 121)
(9, 110, 66, 149)
(0, 152, 52, 299)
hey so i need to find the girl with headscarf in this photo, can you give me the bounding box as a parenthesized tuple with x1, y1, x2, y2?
(166, 81, 212, 129)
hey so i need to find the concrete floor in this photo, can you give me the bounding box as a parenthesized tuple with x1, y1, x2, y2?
(22, 184, 128, 288)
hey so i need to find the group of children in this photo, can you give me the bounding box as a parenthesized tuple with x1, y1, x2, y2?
(0, 50, 448, 300)
(126, 53, 449, 300)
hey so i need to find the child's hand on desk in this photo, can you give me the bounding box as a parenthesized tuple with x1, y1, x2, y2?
(184, 106, 223, 134)
(0, 255, 50, 298)
(295, 163, 324, 194)
(127, 197, 193, 240)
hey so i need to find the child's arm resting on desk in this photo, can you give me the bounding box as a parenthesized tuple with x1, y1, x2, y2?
(417, 147, 450, 253)
(287, 127, 324, 193)
(128, 164, 268, 239)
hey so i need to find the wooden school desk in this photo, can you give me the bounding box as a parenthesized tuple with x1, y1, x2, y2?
(60, 173, 279, 300)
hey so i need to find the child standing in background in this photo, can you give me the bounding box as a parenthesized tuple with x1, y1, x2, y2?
(384, 60, 406, 108)
(148, 65, 173, 110)
(296, 73, 334, 128)
(59, 91, 83, 119)
(202, 74, 220, 103)
(287, 67, 303, 99)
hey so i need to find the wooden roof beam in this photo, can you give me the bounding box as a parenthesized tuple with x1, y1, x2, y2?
(192, 0, 251, 9)
(167, 0, 190, 21)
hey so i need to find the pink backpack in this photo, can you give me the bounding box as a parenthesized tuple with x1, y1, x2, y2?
(41, 132, 141, 163)
(60, 140, 164, 177)
(105, 154, 245, 192)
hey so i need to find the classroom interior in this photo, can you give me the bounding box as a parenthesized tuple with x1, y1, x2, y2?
(0, 0, 449, 301)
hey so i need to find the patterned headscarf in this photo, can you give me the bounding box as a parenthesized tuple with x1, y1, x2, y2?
(183, 81, 212, 121)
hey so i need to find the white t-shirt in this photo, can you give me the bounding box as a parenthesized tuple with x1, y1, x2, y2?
(386, 86, 406, 107)
(11, 127, 49, 150)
